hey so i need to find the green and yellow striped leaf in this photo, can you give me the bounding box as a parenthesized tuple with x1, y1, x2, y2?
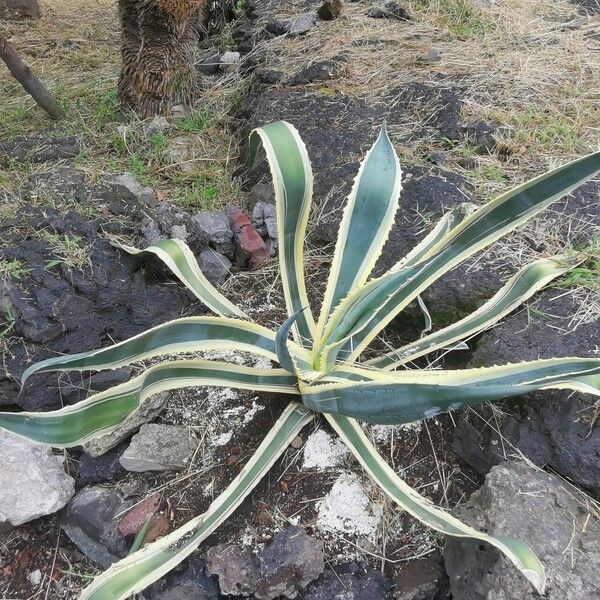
(302, 357, 600, 424)
(248, 121, 316, 345)
(316, 151, 600, 369)
(316, 123, 402, 336)
(80, 403, 312, 600)
(117, 238, 246, 318)
(327, 414, 545, 594)
(21, 317, 312, 382)
(367, 254, 584, 370)
(2, 361, 300, 447)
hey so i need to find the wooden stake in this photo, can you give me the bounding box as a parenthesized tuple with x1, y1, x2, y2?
(0, 33, 62, 120)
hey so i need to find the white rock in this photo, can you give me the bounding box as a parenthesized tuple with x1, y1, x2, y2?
(371, 421, 422, 444)
(220, 51, 240, 65)
(302, 430, 349, 470)
(316, 472, 383, 538)
(27, 569, 42, 586)
(0, 430, 75, 526)
(211, 431, 233, 447)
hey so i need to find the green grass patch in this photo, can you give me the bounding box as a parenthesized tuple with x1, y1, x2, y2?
(0, 258, 31, 281)
(172, 174, 222, 211)
(480, 107, 585, 155)
(175, 106, 214, 133)
(40, 231, 91, 272)
(412, 0, 491, 38)
(559, 235, 600, 292)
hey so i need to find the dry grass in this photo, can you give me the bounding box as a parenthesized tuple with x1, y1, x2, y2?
(258, 0, 599, 178)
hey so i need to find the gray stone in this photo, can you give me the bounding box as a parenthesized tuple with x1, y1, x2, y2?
(421, 48, 442, 62)
(61, 486, 131, 568)
(140, 216, 164, 246)
(220, 51, 241, 65)
(170, 224, 189, 241)
(120, 424, 198, 472)
(198, 54, 221, 76)
(265, 18, 290, 36)
(304, 562, 391, 599)
(291, 59, 344, 85)
(198, 248, 232, 286)
(206, 528, 324, 599)
(146, 559, 219, 599)
(252, 201, 267, 233)
(193, 211, 234, 257)
(83, 392, 168, 457)
(263, 203, 277, 240)
(255, 527, 325, 599)
(76, 443, 126, 486)
(288, 13, 314, 35)
(460, 291, 600, 495)
(205, 544, 259, 596)
(444, 462, 600, 599)
(257, 69, 286, 84)
(367, 2, 412, 20)
(394, 553, 448, 600)
(463, 120, 498, 152)
(146, 115, 171, 135)
(108, 173, 141, 199)
(166, 137, 196, 172)
(318, 0, 343, 20)
(0, 430, 74, 526)
(251, 201, 277, 241)
(428, 151, 448, 165)
(250, 182, 274, 204)
(155, 202, 194, 235)
(107, 173, 155, 202)
(171, 105, 187, 117)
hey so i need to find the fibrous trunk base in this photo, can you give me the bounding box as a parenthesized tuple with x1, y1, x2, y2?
(118, 0, 206, 118)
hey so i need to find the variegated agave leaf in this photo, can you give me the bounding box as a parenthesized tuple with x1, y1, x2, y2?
(1, 120, 599, 600)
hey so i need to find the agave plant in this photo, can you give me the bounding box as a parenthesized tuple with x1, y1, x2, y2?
(2, 122, 599, 599)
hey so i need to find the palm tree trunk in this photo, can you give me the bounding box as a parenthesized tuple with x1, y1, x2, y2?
(118, 0, 206, 119)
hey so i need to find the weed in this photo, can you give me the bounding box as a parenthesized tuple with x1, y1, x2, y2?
(477, 164, 509, 183)
(0, 259, 31, 281)
(40, 231, 91, 272)
(93, 88, 120, 128)
(127, 155, 154, 186)
(559, 236, 600, 291)
(176, 107, 214, 133)
(173, 175, 220, 210)
(482, 107, 585, 155)
(0, 306, 17, 350)
(526, 305, 552, 323)
(149, 133, 168, 152)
